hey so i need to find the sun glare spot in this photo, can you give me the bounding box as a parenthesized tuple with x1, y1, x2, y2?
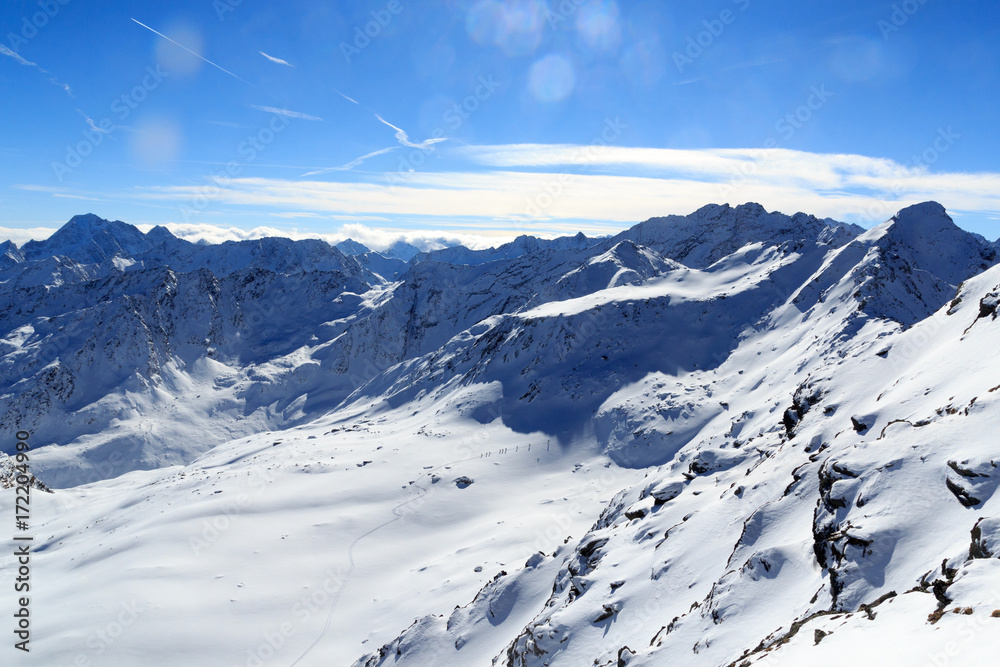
(529, 53, 576, 103)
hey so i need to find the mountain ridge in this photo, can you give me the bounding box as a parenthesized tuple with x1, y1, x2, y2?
(3, 201, 990, 487)
(2, 201, 1000, 666)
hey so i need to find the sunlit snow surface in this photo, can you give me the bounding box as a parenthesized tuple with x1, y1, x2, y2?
(2, 390, 645, 665)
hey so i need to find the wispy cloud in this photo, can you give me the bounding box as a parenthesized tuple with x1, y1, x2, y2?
(52, 193, 105, 201)
(77, 110, 113, 136)
(13, 184, 64, 192)
(723, 56, 786, 71)
(376, 114, 447, 149)
(251, 105, 323, 121)
(130, 221, 505, 252)
(0, 226, 61, 245)
(127, 143, 1000, 232)
(336, 90, 359, 105)
(260, 51, 293, 67)
(457, 144, 914, 188)
(1, 44, 73, 96)
(0, 44, 34, 67)
(131, 18, 254, 87)
(204, 119, 255, 129)
(301, 147, 399, 176)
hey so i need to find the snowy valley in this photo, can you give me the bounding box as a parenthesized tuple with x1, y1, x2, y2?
(2, 202, 1000, 666)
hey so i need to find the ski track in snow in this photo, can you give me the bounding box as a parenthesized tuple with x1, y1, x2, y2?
(291, 453, 486, 665)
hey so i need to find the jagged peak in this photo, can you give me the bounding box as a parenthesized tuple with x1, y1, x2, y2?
(877, 201, 985, 251)
(0, 239, 24, 269)
(614, 202, 858, 269)
(688, 202, 769, 220)
(883, 201, 959, 242)
(146, 225, 177, 243)
(20, 213, 151, 263)
(892, 200, 948, 221)
(56, 213, 137, 238)
(336, 238, 371, 256)
(68, 212, 111, 229)
(384, 240, 421, 261)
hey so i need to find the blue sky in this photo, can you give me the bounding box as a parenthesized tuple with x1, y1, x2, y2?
(2, 0, 998, 248)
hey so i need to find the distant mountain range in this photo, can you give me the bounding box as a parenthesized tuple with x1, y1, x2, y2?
(2, 202, 999, 666)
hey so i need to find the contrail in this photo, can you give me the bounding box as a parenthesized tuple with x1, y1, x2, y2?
(131, 18, 255, 87)
(335, 90, 359, 105)
(376, 114, 447, 149)
(301, 147, 398, 176)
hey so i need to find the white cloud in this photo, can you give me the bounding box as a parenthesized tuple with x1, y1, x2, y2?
(302, 147, 399, 176)
(204, 119, 255, 129)
(376, 114, 447, 149)
(251, 105, 323, 121)
(12, 145, 1000, 245)
(133, 222, 512, 252)
(336, 90, 359, 105)
(0, 226, 60, 245)
(0, 44, 34, 67)
(449, 144, 1000, 225)
(259, 51, 293, 67)
(52, 193, 105, 202)
(1, 44, 72, 96)
(128, 156, 1000, 232)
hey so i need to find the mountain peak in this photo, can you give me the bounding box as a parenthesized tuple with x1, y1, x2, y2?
(734, 201, 768, 216)
(68, 213, 110, 230)
(21, 213, 152, 264)
(336, 238, 371, 256)
(145, 225, 179, 248)
(0, 239, 24, 270)
(614, 202, 855, 268)
(893, 200, 947, 219)
(888, 201, 953, 237)
(877, 201, 995, 286)
(384, 240, 421, 261)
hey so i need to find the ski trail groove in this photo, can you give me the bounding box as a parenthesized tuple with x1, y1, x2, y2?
(289, 453, 486, 666)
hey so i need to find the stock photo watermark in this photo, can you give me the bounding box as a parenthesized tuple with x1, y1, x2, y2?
(859, 126, 959, 224)
(213, 0, 243, 21)
(340, 0, 403, 63)
(4, 0, 71, 51)
(189, 468, 278, 556)
(51, 65, 169, 182)
(673, 0, 753, 73)
(544, 0, 587, 28)
(522, 116, 628, 220)
(239, 567, 348, 667)
(878, 0, 931, 40)
(383, 73, 502, 189)
(179, 112, 290, 222)
(718, 83, 834, 199)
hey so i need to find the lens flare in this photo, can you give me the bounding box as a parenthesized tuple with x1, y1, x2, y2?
(467, 0, 544, 57)
(130, 116, 182, 167)
(576, 1, 622, 53)
(466, 0, 506, 46)
(154, 23, 204, 77)
(620, 39, 666, 87)
(529, 53, 575, 103)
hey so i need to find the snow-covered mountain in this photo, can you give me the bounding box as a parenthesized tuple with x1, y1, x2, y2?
(1, 202, 999, 666)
